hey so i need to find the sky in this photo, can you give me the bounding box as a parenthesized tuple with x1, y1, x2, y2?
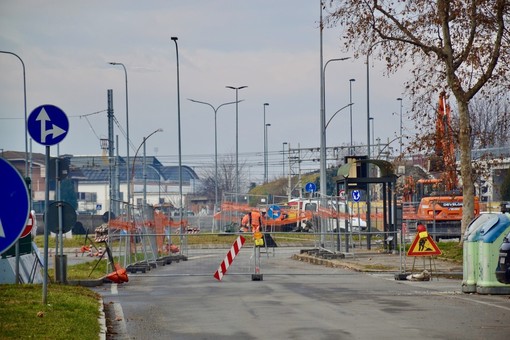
(0, 0, 409, 184)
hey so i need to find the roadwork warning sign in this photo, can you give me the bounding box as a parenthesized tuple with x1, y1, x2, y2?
(407, 233, 442, 256)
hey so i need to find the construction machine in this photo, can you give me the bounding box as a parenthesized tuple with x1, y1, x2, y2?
(413, 92, 479, 239)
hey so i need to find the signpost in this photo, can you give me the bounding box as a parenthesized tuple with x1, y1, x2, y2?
(28, 104, 69, 303)
(267, 205, 281, 220)
(305, 182, 316, 193)
(0, 159, 30, 255)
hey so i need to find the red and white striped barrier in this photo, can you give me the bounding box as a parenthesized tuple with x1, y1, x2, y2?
(213, 235, 246, 281)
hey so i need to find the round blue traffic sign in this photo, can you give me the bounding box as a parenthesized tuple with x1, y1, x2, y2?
(0, 159, 30, 254)
(267, 205, 281, 219)
(352, 190, 361, 202)
(27, 104, 69, 146)
(305, 182, 316, 193)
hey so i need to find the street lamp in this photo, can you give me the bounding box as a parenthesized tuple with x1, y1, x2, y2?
(171, 36, 183, 228)
(282, 142, 288, 177)
(320, 57, 350, 197)
(1, 51, 29, 289)
(349, 78, 356, 155)
(265, 123, 271, 182)
(188, 99, 239, 218)
(131, 129, 163, 209)
(263, 103, 269, 183)
(0, 51, 28, 177)
(397, 97, 403, 155)
(226, 85, 248, 200)
(108, 62, 131, 213)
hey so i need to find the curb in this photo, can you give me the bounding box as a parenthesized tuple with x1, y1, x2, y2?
(291, 253, 463, 279)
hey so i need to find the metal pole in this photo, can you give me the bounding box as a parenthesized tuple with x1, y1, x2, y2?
(265, 123, 271, 182)
(349, 78, 356, 155)
(263, 103, 269, 183)
(188, 99, 238, 228)
(282, 142, 288, 177)
(397, 97, 403, 155)
(0, 50, 28, 285)
(171, 37, 183, 233)
(108, 62, 130, 217)
(226, 86, 247, 201)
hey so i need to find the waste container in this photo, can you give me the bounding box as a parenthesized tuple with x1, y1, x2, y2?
(495, 231, 510, 284)
(476, 213, 510, 294)
(462, 213, 499, 293)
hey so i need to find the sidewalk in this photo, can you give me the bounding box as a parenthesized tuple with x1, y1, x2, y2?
(292, 249, 463, 279)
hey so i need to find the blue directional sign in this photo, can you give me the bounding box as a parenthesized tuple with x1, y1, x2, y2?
(267, 205, 281, 220)
(27, 104, 69, 146)
(305, 182, 316, 193)
(352, 190, 361, 202)
(0, 159, 30, 255)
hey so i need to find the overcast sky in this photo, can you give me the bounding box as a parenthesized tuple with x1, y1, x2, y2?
(0, 0, 409, 183)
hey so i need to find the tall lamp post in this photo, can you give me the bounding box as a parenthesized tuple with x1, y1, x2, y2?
(188, 99, 239, 219)
(265, 123, 271, 182)
(226, 85, 248, 201)
(1, 51, 28, 288)
(282, 142, 288, 177)
(263, 103, 269, 183)
(397, 97, 403, 155)
(108, 62, 131, 213)
(171, 37, 183, 228)
(320, 57, 350, 196)
(349, 78, 356, 155)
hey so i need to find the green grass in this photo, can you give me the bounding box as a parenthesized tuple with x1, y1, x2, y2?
(0, 284, 101, 340)
(437, 241, 463, 263)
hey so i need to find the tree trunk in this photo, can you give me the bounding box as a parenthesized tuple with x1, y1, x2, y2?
(456, 98, 475, 236)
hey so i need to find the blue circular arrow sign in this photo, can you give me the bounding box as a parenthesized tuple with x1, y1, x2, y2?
(0, 159, 30, 255)
(27, 104, 69, 146)
(267, 205, 281, 219)
(352, 190, 361, 202)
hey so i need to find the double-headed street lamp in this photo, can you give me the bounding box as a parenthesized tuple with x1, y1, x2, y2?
(171, 36, 184, 227)
(226, 85, 247, 200)
(188, 99, 239, 217)
(108, 61, 131, 212)
(263, 103, 269, 183)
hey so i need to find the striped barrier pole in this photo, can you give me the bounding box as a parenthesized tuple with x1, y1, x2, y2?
(213, 235, 246, 281)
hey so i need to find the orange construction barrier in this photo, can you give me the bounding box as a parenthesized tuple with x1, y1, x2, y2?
(105, 263, 129, 284)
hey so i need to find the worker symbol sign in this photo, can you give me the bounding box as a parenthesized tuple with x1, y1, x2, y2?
(407, 232, 442, 256)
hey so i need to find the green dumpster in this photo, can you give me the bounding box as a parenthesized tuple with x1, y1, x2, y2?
(476, 213, 510, 295)
(462, 213, 499, 293)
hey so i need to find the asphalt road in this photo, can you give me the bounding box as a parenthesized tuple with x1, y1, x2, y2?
(95, 254, 510, 340)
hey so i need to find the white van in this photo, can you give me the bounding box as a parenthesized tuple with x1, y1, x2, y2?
(288, 198, 366, 232)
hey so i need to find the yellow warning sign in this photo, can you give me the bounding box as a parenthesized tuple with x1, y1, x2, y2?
(407, 233, 442, 256)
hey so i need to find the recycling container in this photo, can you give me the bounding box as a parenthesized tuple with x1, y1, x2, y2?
(476, 213, 510, 294)
(462, 213, 499, 293)
(495, 231, 510, 284)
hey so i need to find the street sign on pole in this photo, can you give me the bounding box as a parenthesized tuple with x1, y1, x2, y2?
(0, 159, 30, 254)
(352, 190, 361, 202)
(267, 205, 282, 219)
(305, 182, 316, 193)
(27, 104, 69, 146)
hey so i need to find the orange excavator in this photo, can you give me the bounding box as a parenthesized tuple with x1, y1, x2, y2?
(413, 92, 479, 239)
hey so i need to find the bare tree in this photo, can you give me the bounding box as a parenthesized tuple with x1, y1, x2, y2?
(196, 153, 249, 201)
(326, 0, 510, 234)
